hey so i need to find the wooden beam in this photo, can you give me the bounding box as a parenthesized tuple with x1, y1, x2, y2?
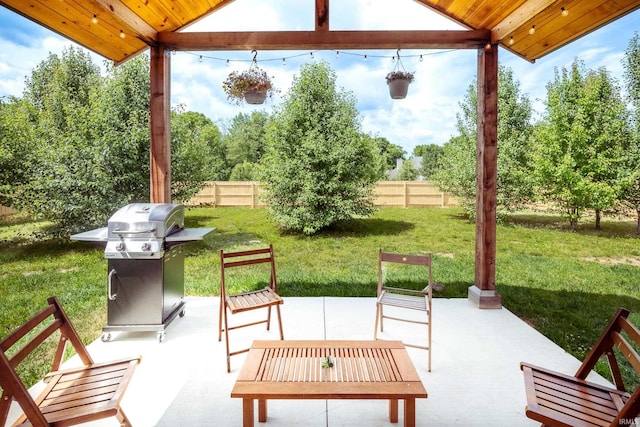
(469, 43, 501, 309)
(316, 0, 329, 32)
(157, 29, 490, 51)
(491, 0, 557, 42)
(149, 45, 171, 203)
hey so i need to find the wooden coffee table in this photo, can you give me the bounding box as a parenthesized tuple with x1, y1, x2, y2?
(231, 340, 427, 427)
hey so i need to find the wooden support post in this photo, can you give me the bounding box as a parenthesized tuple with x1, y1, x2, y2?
(149, 45, 171, 203)
(469, 43, 502, 309)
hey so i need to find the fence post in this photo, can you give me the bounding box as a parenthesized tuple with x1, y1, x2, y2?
(403, 181, 408, 208)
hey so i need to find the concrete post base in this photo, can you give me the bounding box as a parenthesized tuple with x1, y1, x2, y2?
(468, 285, 502, 309)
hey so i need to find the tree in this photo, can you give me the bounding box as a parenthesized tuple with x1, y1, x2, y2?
(372, 136, 405, 170)
(171, 108, 226, 200)
(397, 159, 419, 181)
(534, 61, 631, 230)
(224, 111, 269, 170)
(433, 65, 535, 217)
(621, 32, 640, 235)
(413, 144, 443, 179)
(260, 61, 380, 235)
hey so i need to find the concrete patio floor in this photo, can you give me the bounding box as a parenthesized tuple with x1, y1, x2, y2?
(6, 296, 612, 426)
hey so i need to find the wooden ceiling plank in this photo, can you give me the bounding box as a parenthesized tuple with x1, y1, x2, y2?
(526, 0, 640, 60)
(92, 0, 157, 43)
(0, 0, 139, 61)
(158, 29, 491, 51)
(491, 0, 558, 42)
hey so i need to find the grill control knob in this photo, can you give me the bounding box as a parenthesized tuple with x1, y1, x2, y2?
(142, 242, 151, 251)
(116, 242, 125, 251)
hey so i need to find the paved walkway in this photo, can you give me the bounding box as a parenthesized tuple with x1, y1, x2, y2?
(6, 297, 611, 426)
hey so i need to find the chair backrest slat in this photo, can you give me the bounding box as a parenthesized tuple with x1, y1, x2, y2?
(378, 250, 432, 297)
(0, 305, 57, 352)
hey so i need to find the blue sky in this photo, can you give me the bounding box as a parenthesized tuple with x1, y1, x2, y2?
(0, 0, 639, 155)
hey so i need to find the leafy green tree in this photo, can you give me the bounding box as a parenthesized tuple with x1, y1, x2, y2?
(372, 136, 405, 171)
(433, 66, 535, 217)
(397, 159, 419, 181)
(171, 108, 226, 200)
(229, 161, 259, 181)
(413, 144, 443, 180)
(260, 61, 379, 235)
(17, 46, 107, 230)
(225, 111, 269, 170)
(534, 61, 631, 230)
(622, 32, 640, 234)
(0, 97, 36, 208)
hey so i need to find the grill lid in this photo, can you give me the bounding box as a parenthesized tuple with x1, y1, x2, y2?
(108, 203, 184, 239)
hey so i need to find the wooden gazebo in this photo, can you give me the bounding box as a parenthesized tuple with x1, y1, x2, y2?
(2, 0, 639, 308)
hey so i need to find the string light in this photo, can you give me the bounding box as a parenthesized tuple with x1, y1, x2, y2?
(509, 36, 514, 45)
(561, 7, 569, 17)
(91, 14, 98, 24)
(528, 25, 535, 35)
(183, 49, 456, 68)
(119, 30, 125, 39)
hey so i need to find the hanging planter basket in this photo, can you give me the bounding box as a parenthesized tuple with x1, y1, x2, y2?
(388, 78, 411, 99)
(244, 87, 268, 105)
(222, 51, 277, 106)
(385, 51, 414, 100)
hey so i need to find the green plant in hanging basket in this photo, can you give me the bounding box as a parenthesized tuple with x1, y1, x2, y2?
(222, 66, 278, 105)
(385, 70, 415, 84)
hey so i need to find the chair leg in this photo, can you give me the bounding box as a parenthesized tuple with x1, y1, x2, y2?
(266, 306, 272, 331)
(374, 303, 380, 340)
(275, 305, 284, 340)
(218, 296, 224, 342)
(223, 307, 231, 373)
(117, 408, 132, 427)
(428, 319, 432, 372)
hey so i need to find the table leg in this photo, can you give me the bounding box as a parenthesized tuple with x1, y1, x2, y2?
(242, 398, 254, 427)
(404, 399, 416, 427)
(258, 399, 268, 422)
(389, 399, 398, 423)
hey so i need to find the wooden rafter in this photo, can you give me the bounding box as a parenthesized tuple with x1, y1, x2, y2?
(157, 29, 491, 52)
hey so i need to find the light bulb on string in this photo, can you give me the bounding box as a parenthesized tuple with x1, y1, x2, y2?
(528, 25, 535, 35)
(336, 51, 339, 58)
(91, 14, 98, 24)
(364, 54, 367, 62)
(199, 55, 203, 62)
(509, 36, 514, 45)
(282, 58, 286, 66)
(561, 7, 569, 17)
(419, 55, 423, 62)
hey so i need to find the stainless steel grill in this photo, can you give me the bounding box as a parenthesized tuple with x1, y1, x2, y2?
(71, 203, 215, 342)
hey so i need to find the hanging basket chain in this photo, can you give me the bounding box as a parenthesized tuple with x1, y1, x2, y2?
(385, 49, 415, 84)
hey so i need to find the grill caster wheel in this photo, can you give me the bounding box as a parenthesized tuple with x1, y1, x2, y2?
(157, 331, 166, 343)
(101, 333, 111, 342)
(179, 309, 186, 317)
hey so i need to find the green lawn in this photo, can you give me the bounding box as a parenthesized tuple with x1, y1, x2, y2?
(2, 207, 639, 387)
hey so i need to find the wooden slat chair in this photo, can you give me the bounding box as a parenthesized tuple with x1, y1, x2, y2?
(374, 250, 433, 372)
(0, 296, 141, 427)
(521, 308, 640, 427)
(218, 244, 284, 372)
